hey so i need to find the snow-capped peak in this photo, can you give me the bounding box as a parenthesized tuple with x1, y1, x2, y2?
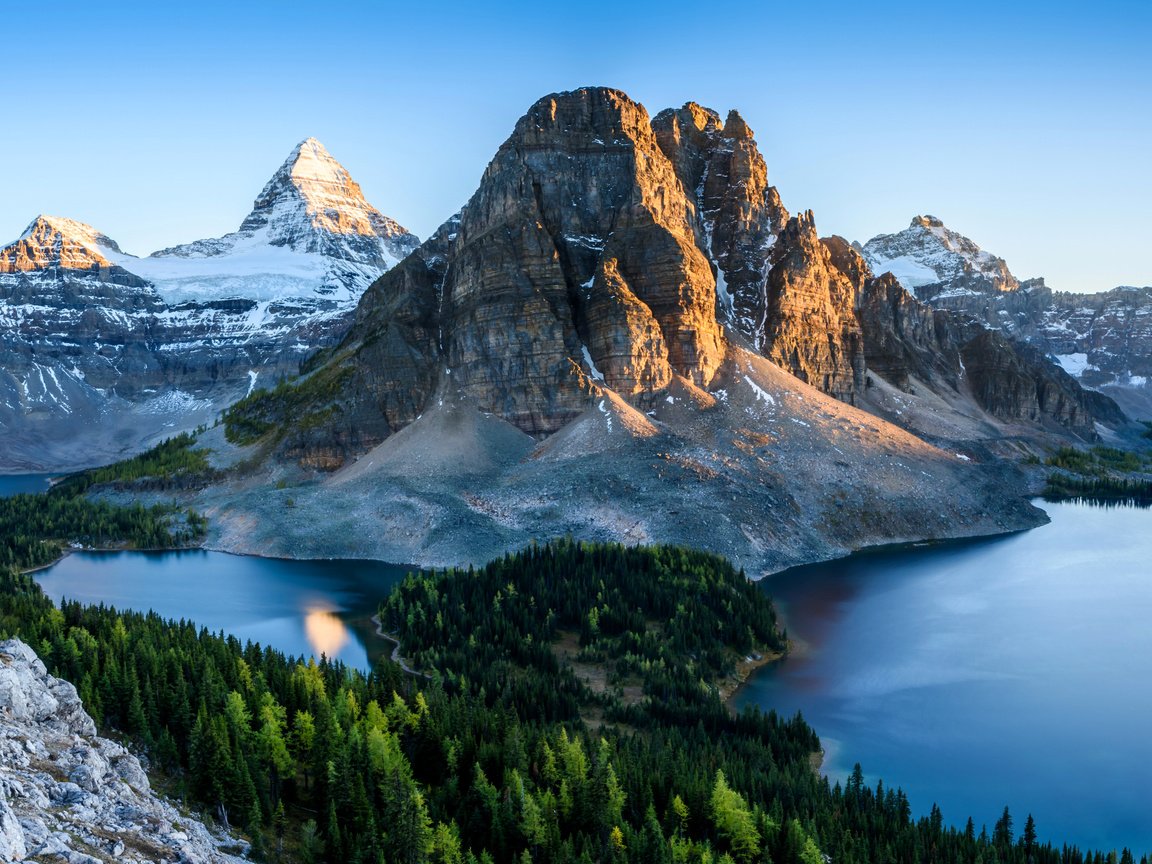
(152, 137, 418, 267)
(1, 215, 124, 273)
(237, 137, 417, 253)
(17, 215, 122, 254)
(860, 215, 1019, 299)
(283, 137, 349, 188)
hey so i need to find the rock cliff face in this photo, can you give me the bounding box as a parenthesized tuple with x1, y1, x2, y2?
(861, 216, 1152, 419)
(0, 638, 245, 863)
(0, 140, 418, 471)
(232, 88, 1124, 474)
(856, 270, 962, 393)
(652, 103, 788, 349)
(762, 213, 865, 403)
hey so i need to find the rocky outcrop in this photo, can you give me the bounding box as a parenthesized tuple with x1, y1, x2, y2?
(0, 140, 419, 471)
(762, 212, 865, 403)
(857, 271, 962, 393)
(652, 103, 788, 349)
(0, 638, 246, 863)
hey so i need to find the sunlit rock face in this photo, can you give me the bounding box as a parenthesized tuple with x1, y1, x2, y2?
(0, 141, 418, 471)
(653, 103, 789, 351)
(763, 212, 865, 404)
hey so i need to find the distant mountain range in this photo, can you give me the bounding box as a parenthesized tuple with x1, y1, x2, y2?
(861, 216, 1152, 419)
(3, 87, 1144, 574)
(0, 139, 418, 470)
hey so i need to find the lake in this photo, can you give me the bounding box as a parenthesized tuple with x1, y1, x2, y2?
(733, 499, 1152, 854)
(0, 474, 57, 497)
(28, 498, 1150, 853)
(34, 550, 413, 672)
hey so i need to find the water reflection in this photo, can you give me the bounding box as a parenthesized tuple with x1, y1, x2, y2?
(34, 550, 410, 672)
(304, 608, 351, 659)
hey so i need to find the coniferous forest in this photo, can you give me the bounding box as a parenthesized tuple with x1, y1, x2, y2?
(0, 519, 1145, 864)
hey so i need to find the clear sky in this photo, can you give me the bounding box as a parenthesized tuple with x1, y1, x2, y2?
(1, 0, 1148, 293)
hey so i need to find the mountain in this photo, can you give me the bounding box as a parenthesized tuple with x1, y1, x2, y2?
(193, 87, 1125, 576)
(143, 137, 417, 305)
(861, 215, 1021, 299)
(0, 140, 418, 471)
(861, 217, 1152, 419)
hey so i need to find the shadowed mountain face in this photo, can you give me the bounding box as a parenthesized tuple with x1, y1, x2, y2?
(203, 87, 1128, 574)
(0, 141, 418, 471)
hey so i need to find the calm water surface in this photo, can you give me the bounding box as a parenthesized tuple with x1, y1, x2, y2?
(735, 500, 1152, 853)
(35, 550, 412, 672)
(0, 474, 57, 496)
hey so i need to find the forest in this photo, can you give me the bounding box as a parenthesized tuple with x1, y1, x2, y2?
(1043, 445, 1152, 503)
(0, 525, 1146, 863)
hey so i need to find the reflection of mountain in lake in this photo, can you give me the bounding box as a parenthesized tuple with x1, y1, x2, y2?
(304, 608, 351, 659)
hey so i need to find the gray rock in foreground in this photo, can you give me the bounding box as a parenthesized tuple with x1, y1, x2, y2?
(0, 638, 247, 863)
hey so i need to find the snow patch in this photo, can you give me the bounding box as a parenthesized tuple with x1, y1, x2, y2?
(581, 345, 604, 382)
(742, 375, 776, 405)
(597, 399, 613, 431)
(1054, 353, 1089, 377)
(868, 255, 940, 290)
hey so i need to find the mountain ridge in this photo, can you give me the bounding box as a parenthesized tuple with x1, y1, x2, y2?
(0, 139, 418, 471)
(861, 216, 1152, 419)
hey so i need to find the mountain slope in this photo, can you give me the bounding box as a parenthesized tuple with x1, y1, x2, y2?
(0, 141, 417, 471)
(202, 87, 1099, 575)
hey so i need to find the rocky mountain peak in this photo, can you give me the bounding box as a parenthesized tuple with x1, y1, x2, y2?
(861, 215, 1019, 300)
(911, 214, 945, 229)
(0, 215, 122, 273)
(721, 108, 753, 140)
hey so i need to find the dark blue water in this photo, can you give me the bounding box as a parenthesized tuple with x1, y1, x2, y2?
(0, 474, 56, 496)
(34, 550, 412, 672)
(734, 500, 1152, 854)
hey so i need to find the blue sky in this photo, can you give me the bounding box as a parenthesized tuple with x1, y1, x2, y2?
(1, 0, 1148, 293)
